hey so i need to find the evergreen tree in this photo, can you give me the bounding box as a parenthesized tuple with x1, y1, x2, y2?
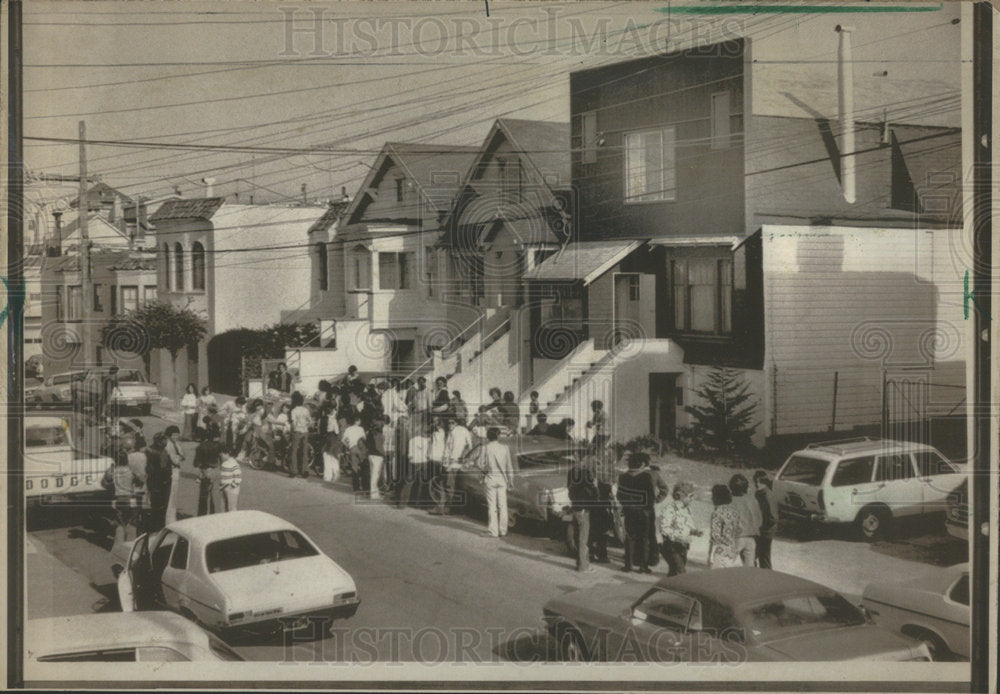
(684, 367, 759, 455)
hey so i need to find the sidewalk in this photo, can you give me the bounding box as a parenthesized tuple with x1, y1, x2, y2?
(25, 537, 109, 619)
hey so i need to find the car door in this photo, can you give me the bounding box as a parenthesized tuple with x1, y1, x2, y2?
(118, 533, 151, 612)
(913, 449, 965, 513)
(612, 588, 697, 662)
(940, 571, 970, 659)
(155, 532, 184, 610)
(827, 455, 877, 523)
(873, 453, 924, 517)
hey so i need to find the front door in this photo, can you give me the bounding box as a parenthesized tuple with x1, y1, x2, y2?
(614, 273, 656, 344)
(649, 374, 678, 441)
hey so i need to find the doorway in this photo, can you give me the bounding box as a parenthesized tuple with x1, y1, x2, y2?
(649, 373, 679, 440)
(613, 273, 656, 344)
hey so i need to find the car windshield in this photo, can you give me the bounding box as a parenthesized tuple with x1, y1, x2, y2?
(739, 590, 865, 643)
(116, 370, 145, 383)
(26, 424, 70, 447)
(204, 530, 319, 573)
(778, 455, 829, 486)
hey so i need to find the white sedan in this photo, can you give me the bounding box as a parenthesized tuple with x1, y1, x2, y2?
(113, 510, 360, 635)
(26, 612, 243, 662)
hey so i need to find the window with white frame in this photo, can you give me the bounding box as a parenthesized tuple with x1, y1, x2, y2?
(378, 252, 413, 290)
(121, 286, 139, 314)
(624, 127, 676, 202)
(349, 245, 371, 290)
(143, 285, 157, 307)
(67, 285, 83, 321)
(670, 257, 732, 335)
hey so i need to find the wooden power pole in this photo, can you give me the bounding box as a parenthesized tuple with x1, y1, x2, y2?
(78, 120, 95, 365)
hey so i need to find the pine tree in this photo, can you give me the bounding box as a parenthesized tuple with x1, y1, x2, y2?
(684, 367, 759, 455)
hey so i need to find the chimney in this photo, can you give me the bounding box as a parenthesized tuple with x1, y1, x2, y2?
(301, 183, 308, 204)
(50, 211, 63, 257)
(174, 185, 183, 198)
(880, 108, 891, 145)
(341, 185, 350, 202)
(111, 195, 122, 224)
(836, 25, 856, 204)
(202, 177, 216, 198)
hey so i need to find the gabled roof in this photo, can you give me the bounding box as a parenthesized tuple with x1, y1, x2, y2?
(494, 119, 570, 185)
(70, 181, 133, 209)
(57, 211, 130, 244)
(107, 254, 157, 272)
(308, 199, 351, 234)
(149, 197, 226, 223)
(344, 143, 478, 225)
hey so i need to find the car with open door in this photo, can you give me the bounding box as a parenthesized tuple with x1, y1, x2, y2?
(113, 510, 359, 637)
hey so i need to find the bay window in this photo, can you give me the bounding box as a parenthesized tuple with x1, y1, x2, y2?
(670, 256, 732, 335)
(378, 252, 413, 290)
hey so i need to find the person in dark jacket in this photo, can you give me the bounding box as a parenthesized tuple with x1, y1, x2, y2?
(753, 470, 779, 569)
(144, 432, 172, 531)
(194, 423, 223, 515)
(617, 452, 656, 573)
(566, 457, 600, 572)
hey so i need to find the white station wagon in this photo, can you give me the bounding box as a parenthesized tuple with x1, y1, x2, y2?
(773, 438, 965, 540)
(113, 510, 360, 635)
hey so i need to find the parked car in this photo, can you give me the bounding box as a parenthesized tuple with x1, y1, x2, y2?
(443, 435, 588, 535)
(25, 612, 243, 663)
(26, 371, 87, 406)
(773, 437, 965, 540)
(861, 563, 969, 661)
(542, 567, 931, 662)
(112, 510, 360, 636)
(945, 479, 969, 540)
(73, 367, 161, 415)
(24, 414, 113, 508)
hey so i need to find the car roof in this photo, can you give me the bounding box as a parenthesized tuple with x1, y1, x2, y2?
(26, 612, 210, 654)
(25, 416, 69, 429)
(799, 438, 936, 458)
(486, 435, 583, 456)
(166, 510, 299, 544)
(657, 568, 833, 609)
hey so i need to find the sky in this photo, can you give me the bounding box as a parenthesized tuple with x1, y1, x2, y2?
(21, 0, 961, 211)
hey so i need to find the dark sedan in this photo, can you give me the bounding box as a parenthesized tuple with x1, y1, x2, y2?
(542, 568, 932, 662)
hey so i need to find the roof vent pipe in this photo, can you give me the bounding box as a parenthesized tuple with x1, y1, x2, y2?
(836, 25, 856, 204)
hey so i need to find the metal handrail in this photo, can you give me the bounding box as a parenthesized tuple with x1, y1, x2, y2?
(466, 316, 511, 365)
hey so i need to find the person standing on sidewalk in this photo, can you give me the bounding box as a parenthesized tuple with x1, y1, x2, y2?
(708, 484, 741, 568)
(655, 482, 702, 576)
(219, 450, 242, 512)
(403, 423, 430, 507)
(753, 470, 778, 569)
(431, 416, 472, 515)
(729, 474, 762, 567)
(163, 425, 184, 523)
(194, 423, 223, 515)
(480, 427, 514, 537)
(567, 456, 599, 573)
(145, 433, 172, 532)
(617, 452, 655, 573)
(102, 436, 138, 544)
(180, 384, 199, 441)
(340, 412, 368, 493)
(288, 391, 312, 479)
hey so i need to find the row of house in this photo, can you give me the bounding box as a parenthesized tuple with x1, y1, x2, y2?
(264, 37, 963, 450)
(39, 35, 966, 452)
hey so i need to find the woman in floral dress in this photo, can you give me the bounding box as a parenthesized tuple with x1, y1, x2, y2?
(708, 483, 741, 568)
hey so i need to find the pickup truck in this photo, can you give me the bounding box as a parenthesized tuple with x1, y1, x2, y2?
(25, 415, 114, 508)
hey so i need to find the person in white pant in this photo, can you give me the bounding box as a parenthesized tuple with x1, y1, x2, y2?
(163, 425, 184, 524)
(219, 452, 242, 512)
(480, 427, 514, 537)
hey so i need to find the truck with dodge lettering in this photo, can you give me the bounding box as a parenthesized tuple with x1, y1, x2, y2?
(25, 415, 114, 507)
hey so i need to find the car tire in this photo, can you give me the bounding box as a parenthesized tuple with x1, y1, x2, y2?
(556, 624, 589, 662)
(902, 626, 951, 661)
(856, 505, 889, 541)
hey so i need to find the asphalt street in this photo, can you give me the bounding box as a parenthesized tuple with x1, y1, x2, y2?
(25, 413, 968, 662)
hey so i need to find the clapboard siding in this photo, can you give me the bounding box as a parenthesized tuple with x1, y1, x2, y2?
(762, 225, 967, 436)
(587, 263, 619, 350)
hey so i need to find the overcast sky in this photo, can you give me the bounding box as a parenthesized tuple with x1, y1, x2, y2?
(22, 1, 960, 208)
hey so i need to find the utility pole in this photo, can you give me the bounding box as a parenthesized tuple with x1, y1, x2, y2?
(78, 120, 95, 365)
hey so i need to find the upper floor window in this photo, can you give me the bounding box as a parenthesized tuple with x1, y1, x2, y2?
(67, 285, 83, 321)
(163, 243, 172, 291)
(395, 178, 405, 203)
(143, 285, 157, 307)
(316, 243, 328, 291)
(624, 127, 676, 203)
(174, 242, 185, 292)
(349, 245, 371, 291)
(191, 242, 206, 291)
(670, 256, 732, 335)
(121, 286, 139, 314)
(711, 92, 731, 149)
(379, 252, 413, 290)
(93, 284, 104, 312)
(110, 285, 118, 315)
